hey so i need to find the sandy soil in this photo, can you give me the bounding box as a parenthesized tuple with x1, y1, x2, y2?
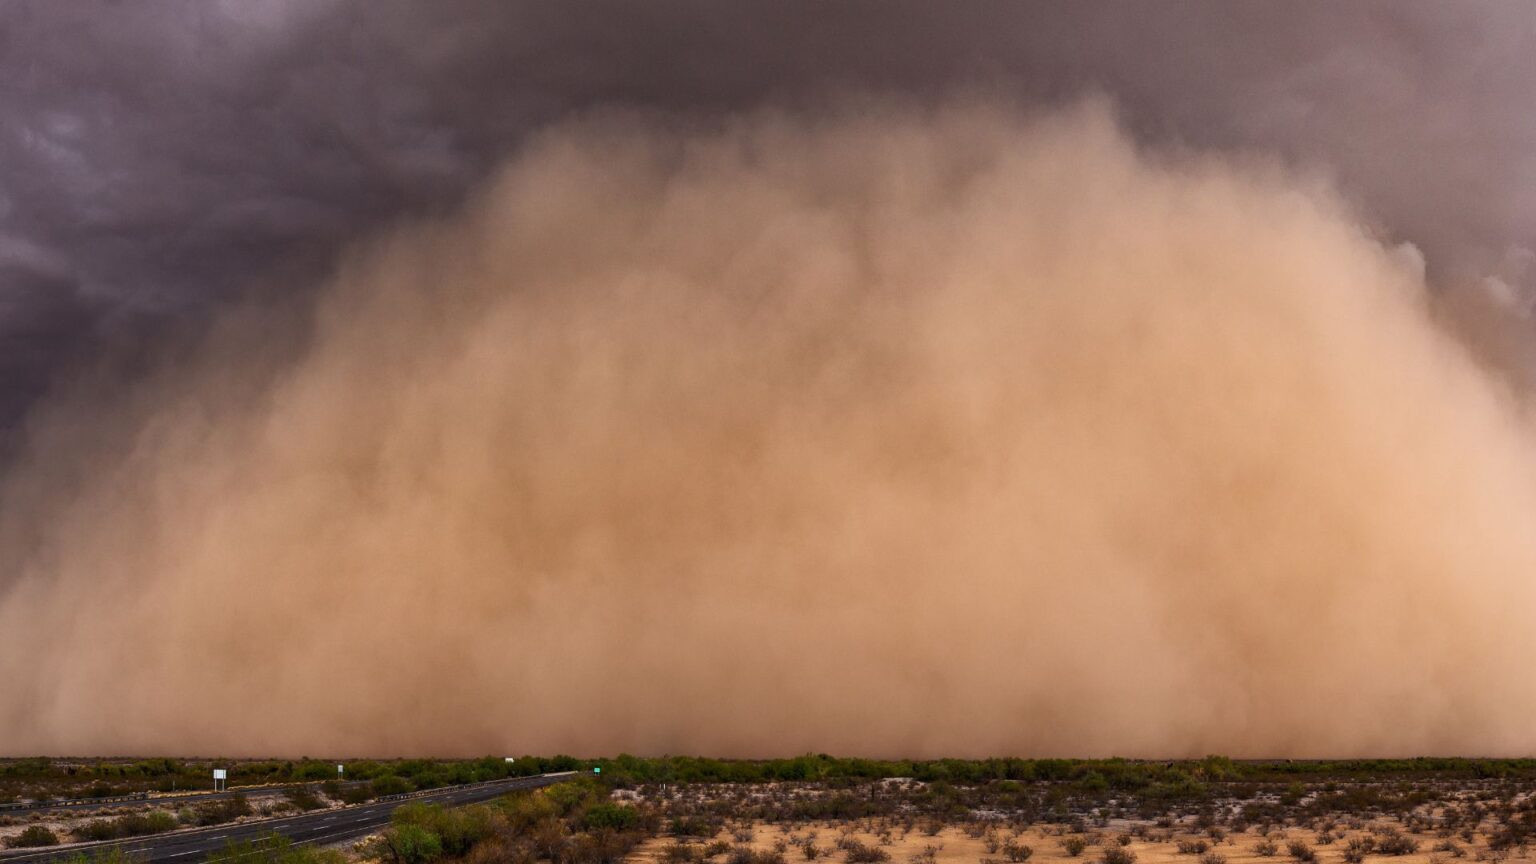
(629, 822, 1528, 864)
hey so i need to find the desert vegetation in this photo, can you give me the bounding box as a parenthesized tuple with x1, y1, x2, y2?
(13, 758, 1536, 864)
(0, 756, 567, 805)
(330, 758, 1536, 864)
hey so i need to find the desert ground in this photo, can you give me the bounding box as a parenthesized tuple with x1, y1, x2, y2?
(627, 816, 1523, 864)
(9, 760, 1536, 864)
(621, 778, 1536, 864)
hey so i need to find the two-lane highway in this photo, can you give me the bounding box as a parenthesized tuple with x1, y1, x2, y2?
(0, 780, 382, 816)
(0, 772, 579, 864)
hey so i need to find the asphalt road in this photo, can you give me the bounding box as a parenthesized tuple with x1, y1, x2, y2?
(0, 772, 578, 864)
(1, 781, 380, 816)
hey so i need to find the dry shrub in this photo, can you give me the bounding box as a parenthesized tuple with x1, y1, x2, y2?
(1102, 846, 1137, 864)
(843, 842, 890, 864)
(1377, 831, 1419, 856)
(1287, 840, 1316, 863)
(1003, 840, 1034, 863)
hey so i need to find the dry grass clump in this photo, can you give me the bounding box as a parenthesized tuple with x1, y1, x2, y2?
(727, 846, 786, 864)
(1100, 845, 1136, 864)
(908, 844, 942, 864)
(841, 840, 890, 864)
(1433, 840, 1466, 858)
(1374, 828, 1419, 856)
(1343, 836, 1375, 863)
(1001, 839, 1034, 862)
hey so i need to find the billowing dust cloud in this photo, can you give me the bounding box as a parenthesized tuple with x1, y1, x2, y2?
(4, 100, 1536, 758)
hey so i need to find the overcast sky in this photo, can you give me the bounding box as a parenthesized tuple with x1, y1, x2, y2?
(2, 1, 1534, 429)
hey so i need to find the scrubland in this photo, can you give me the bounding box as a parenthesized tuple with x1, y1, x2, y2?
(12, 758, 1536, 864)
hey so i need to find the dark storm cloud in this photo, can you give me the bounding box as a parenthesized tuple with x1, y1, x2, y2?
(0, 247, 99, 423)
(8, 2, 1536, 759)
(0, 1, 1534, 429)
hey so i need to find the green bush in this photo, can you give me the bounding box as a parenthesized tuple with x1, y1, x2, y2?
(119, 811, 178, 837)
(1079, 772, 1109, 793)
(205, 834, 344, 864)
(384, 824, 443, 864)
(285, 788, 325, 812)
(1063, 838, 1088, 857)
(546, 780, 598, 816)
(497, 791, 560, 832)
(585, 803, 640, 832)
(191, 794, 252, 826)
(391, 802, 492, 857)
(339, 783, 374, 805)
(75, 820, 121, 842)
(8, 826, 61, 847)
(291, 762, 335, 783)
(372, 776, 413, 797)
(409, 773, 447, 791)
(72, 811, 177, 843)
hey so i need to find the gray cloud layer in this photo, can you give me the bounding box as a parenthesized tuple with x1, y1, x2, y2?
(2, 2, 1535, 436)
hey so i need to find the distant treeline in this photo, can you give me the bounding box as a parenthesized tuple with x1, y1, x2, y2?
(7, 755, 1536, 797)
(0, 756, 569, 799)
(579, 755, 1536, 788)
